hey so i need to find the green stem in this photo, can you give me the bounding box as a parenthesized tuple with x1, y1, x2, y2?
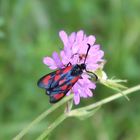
(75, 84, 140, 112)
(13, 94, 73, 140)
(35, 85, 140, 140)
(36, 114, 66, 140)
(13, 85, 140, 140)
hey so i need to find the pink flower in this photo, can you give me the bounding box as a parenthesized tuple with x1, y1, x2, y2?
(43, 30, 104, 105)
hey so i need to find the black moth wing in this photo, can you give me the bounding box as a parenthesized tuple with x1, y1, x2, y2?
(38, 65, 81, 103)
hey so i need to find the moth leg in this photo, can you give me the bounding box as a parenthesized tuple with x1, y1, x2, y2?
(85, 69, 98, 81)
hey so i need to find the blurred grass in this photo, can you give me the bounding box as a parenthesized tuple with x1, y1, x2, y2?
(0, 0, 140, 140)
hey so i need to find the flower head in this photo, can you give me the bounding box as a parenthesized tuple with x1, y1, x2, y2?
(43, 30, 104, 105)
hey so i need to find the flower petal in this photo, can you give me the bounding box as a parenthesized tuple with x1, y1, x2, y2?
(43, 57, 57, 70)
(72, 84, 81, 104)
(52, 52, 63, 68)
(85, 88, 93, 97)
(87, 35, 96, 45)
(49, 65, 58, 70)
(76, 30, 84, 42)
(59, 30, 68, 47)
(74, 82, 88, 98)
(43, 57, 55, 66)
(64, 45, 72, 58)
(72, 54, 79, 65)
(79, 76, 96, 89)
(60, 50, 71, 65)
(86, 63, 99, 71)
(78, 43, 88, 54)
(81, 73, 91, 79)
(66, 90, 71, 96)
(89, 50, 104, 62)
(88, 82, 96, 89)
(89, 44, 100, 55)
(74, 93, 80, 105)
(69, 32, 76, 44)
(96, 50, 104, 59)
(72, 43, 80, 54)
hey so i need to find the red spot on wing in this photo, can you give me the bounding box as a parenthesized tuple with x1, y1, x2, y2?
(56, 70, 61, 74)
(60, 85, 68, 90)
(53, 93, 64, 100)
(42, 75, 51, 85)
(54, 74, 60, 81)
(67, 85, 72, 90)
(59, 79, 66, 85)
(70, 76, 80, 84)
(63, 66, 72, 74)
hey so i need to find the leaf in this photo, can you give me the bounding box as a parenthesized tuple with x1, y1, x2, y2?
(68, 106, 101, 120)
(94, 69, 129, 100)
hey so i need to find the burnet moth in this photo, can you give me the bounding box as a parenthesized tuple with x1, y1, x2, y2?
(37, 44, 98, 103)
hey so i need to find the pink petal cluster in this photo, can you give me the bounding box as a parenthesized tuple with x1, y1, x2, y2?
(43, 30, 104, 105)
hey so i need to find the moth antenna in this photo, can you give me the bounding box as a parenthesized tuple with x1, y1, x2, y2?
(84, 44, 91, 64)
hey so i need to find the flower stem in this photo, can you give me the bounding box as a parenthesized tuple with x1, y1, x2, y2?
(76, 84, 140, 112)
(13, 85, 140, 140)
(35, 85, 140, 140)
(13, 94, 73, 140)
(36, 114, 66, 140)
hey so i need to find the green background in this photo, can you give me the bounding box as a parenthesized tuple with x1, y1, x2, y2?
(0, 0, 140, 140)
